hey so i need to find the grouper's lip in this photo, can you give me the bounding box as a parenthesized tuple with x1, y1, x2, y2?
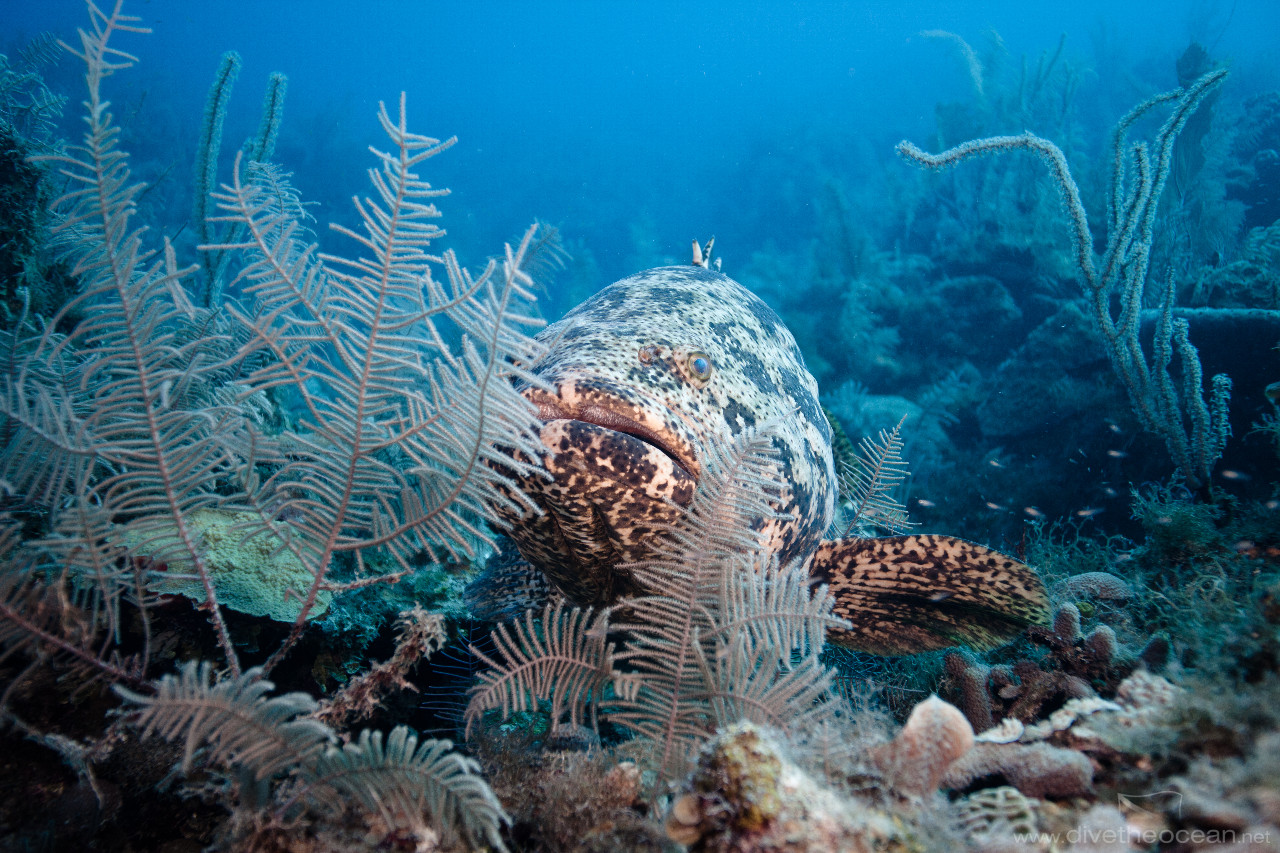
(523, 388, 700, 482)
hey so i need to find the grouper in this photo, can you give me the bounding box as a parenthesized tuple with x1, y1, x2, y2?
(483, 253, 1050, 654)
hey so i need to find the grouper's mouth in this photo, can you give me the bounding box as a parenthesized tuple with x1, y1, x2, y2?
(523, 389, 701, 483)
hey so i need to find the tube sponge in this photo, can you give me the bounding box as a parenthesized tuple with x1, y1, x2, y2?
(872, 694, 975, 798)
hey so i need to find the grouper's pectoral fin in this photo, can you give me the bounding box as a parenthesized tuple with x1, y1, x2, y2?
(809, 534, 1050, 655)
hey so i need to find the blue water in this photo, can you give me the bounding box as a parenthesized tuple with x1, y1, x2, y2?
(6, 0, 1277, 296)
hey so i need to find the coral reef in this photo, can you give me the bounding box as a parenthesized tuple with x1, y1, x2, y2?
(0, 3, 1278, 851)
(0, 0, 548, 688)
(477, 738, 665, 853)
(663, 721, 917, 853)
(942, 599, 1168, 735)
(0, 4, 547, 848)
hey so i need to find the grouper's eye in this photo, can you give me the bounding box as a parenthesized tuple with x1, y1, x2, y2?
(687, 351, 713, 384)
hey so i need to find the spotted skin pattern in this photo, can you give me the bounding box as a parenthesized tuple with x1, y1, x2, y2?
(491, 265, 1050, 653)
(811, 535, 1050, 654)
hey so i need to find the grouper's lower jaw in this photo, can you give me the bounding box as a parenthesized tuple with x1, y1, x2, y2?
(534, 418, 698, 513)
(516, 417, 697, 606)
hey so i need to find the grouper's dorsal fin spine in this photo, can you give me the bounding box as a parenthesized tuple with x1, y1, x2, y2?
(810, 534, 1051, 655)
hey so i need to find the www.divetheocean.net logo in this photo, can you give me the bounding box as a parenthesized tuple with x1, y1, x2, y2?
(1010, 791, 1275, 848)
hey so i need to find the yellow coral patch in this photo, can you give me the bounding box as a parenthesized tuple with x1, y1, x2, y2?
(127, 509, 330, 622)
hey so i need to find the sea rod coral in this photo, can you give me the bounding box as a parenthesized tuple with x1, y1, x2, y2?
(899, 70, 1232, 491)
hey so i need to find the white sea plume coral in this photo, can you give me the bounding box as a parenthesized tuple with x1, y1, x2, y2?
(465, 602, 624, 739)
(839, 414, 916, 537)
(211, 95, 549, 563)
(207, 94, 550, 670)
(117, 662, 509, 851)
(0, 0, 553, 680)
(1, 0, 252, 674)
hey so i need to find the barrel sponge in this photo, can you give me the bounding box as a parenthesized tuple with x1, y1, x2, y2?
(131, 509, 331, 622)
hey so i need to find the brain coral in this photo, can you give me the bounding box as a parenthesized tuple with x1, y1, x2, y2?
(132, 509, 330, 622)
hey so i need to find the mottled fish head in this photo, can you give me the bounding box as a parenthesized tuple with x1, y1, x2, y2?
(492, 265, 836, 607)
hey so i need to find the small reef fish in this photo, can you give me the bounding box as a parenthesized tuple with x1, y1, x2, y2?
(483, 260, 1049, 654)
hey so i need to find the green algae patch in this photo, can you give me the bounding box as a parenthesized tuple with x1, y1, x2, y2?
(127, 509, 330, 622)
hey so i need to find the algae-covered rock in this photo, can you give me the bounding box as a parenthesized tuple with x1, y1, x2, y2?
(126, 509, 330, 622)
(665, 721, 916, 852)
